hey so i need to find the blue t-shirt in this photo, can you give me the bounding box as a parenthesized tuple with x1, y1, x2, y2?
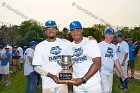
(129, 43, 136, 60)
(1, 52, 11, 66)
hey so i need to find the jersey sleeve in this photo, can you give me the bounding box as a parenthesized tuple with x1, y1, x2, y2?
(87, 40, 101, 59)
(123, 42, 129, 53)
(114, 45, 118, 60)
(32, 45, 43, 66)
(27, 49, 34, 58)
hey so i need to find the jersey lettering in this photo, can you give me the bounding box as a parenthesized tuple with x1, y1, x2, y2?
(49, 46, 62, 62)
(72, 47, 87, 63)
(105, 47, 113, 58)
(117, 46, 121, 53)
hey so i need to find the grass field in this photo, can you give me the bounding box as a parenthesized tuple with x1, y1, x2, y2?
(0, 72, 140, 93)
(135, 55, 140, 70)
(0, 55, 140, 93)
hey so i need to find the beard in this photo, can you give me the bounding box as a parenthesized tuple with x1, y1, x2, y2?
(48, 36, 55, 39)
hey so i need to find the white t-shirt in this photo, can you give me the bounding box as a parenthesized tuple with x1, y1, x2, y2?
(116, 41, 129, 64)
(32, 38, 71, 89)
(24, 48, 34, 76)
(99, 41, 118, 75)
(66, 37, 101, 84)
(17, 47, 23, 58)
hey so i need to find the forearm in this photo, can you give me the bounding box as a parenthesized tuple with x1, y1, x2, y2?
(34, 66, 58, 82)
(83, 57, 101, 80)
(123, 53, 128, 62)
(115, 59, 123, 75)
(1, 56, 7, 60)
(28, 56, 33, 65)
(34, 66, 49, 76)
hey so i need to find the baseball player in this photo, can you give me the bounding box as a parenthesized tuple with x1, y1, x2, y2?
(32, 20, 70, 93)
(24, 41, 38, 93)
(99, 28, 125, 93)
(66, 21, 102, 93)
(116, 33, 129, 91)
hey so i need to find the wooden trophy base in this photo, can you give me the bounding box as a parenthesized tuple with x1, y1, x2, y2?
(57, 79, 75, 83)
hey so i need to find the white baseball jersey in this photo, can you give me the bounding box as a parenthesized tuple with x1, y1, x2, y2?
(116, 41, 129, 64)
(24, 48, 34, 76)
(32, 38, 71, 89)
(17, 47, 23, 58)
(66, 37, 101, 84)
(99, 41, 118, 75)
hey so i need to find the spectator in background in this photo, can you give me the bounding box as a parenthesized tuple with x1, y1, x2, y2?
(134, 40, 140, 55)
(12, 46, 21, 73)
(116, 33, 129, 91)
(112, 38, 118, 45)
(16, 44, 24, 70)
(24, 41, 38, 93)
(1, 46, 11, 86)
(5, 45, 13, 74)
(0, 45, 5, 81)
(127, 38, 136, 79)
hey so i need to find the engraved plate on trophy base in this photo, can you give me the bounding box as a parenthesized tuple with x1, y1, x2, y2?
(57, 71, 75, 83)
(59, 73, 72, 80)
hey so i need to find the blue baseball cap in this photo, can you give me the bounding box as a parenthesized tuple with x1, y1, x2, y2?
(104, 28, 115, 34)
(45, 20, 57, 28)
(69, 21, 82, 31)
(30, 41, 37, 46)
(117, 33, 123, 38)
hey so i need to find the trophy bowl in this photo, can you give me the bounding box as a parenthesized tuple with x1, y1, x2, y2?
(58, 55, 73, 70)
(57, 55, 75, 83)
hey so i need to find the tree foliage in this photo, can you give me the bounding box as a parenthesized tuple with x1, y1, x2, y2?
(1, 20, 140, 46)
(18, 19, 45, 46)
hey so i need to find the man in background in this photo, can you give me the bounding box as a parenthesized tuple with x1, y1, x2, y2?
(127, 38, 136, 79)
(24, 41, 38, 93)
(116, 33, 129, 91)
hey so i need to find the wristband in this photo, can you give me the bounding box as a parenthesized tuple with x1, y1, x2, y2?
(81, 77, 87, 84)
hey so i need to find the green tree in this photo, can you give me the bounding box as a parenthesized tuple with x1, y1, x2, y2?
(18, 20, 45, 45)
(130, 26, 140, 41)
(117, 27, 130, 39)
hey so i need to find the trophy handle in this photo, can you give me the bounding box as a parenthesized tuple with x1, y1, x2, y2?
(69, 59, 75, 69)
(57, 60, 61, 66)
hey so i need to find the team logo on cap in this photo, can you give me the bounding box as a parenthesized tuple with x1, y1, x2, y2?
(72, 22, 77, 26)
(48, 21, 52, 25)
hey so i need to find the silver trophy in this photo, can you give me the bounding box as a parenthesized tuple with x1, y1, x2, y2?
(57, 55, 75, 83)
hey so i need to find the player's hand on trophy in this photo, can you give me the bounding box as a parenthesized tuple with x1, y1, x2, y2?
(71, 78, 83, 86)
(47, 73, 59, 83)
(52, 75, 59, 83)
